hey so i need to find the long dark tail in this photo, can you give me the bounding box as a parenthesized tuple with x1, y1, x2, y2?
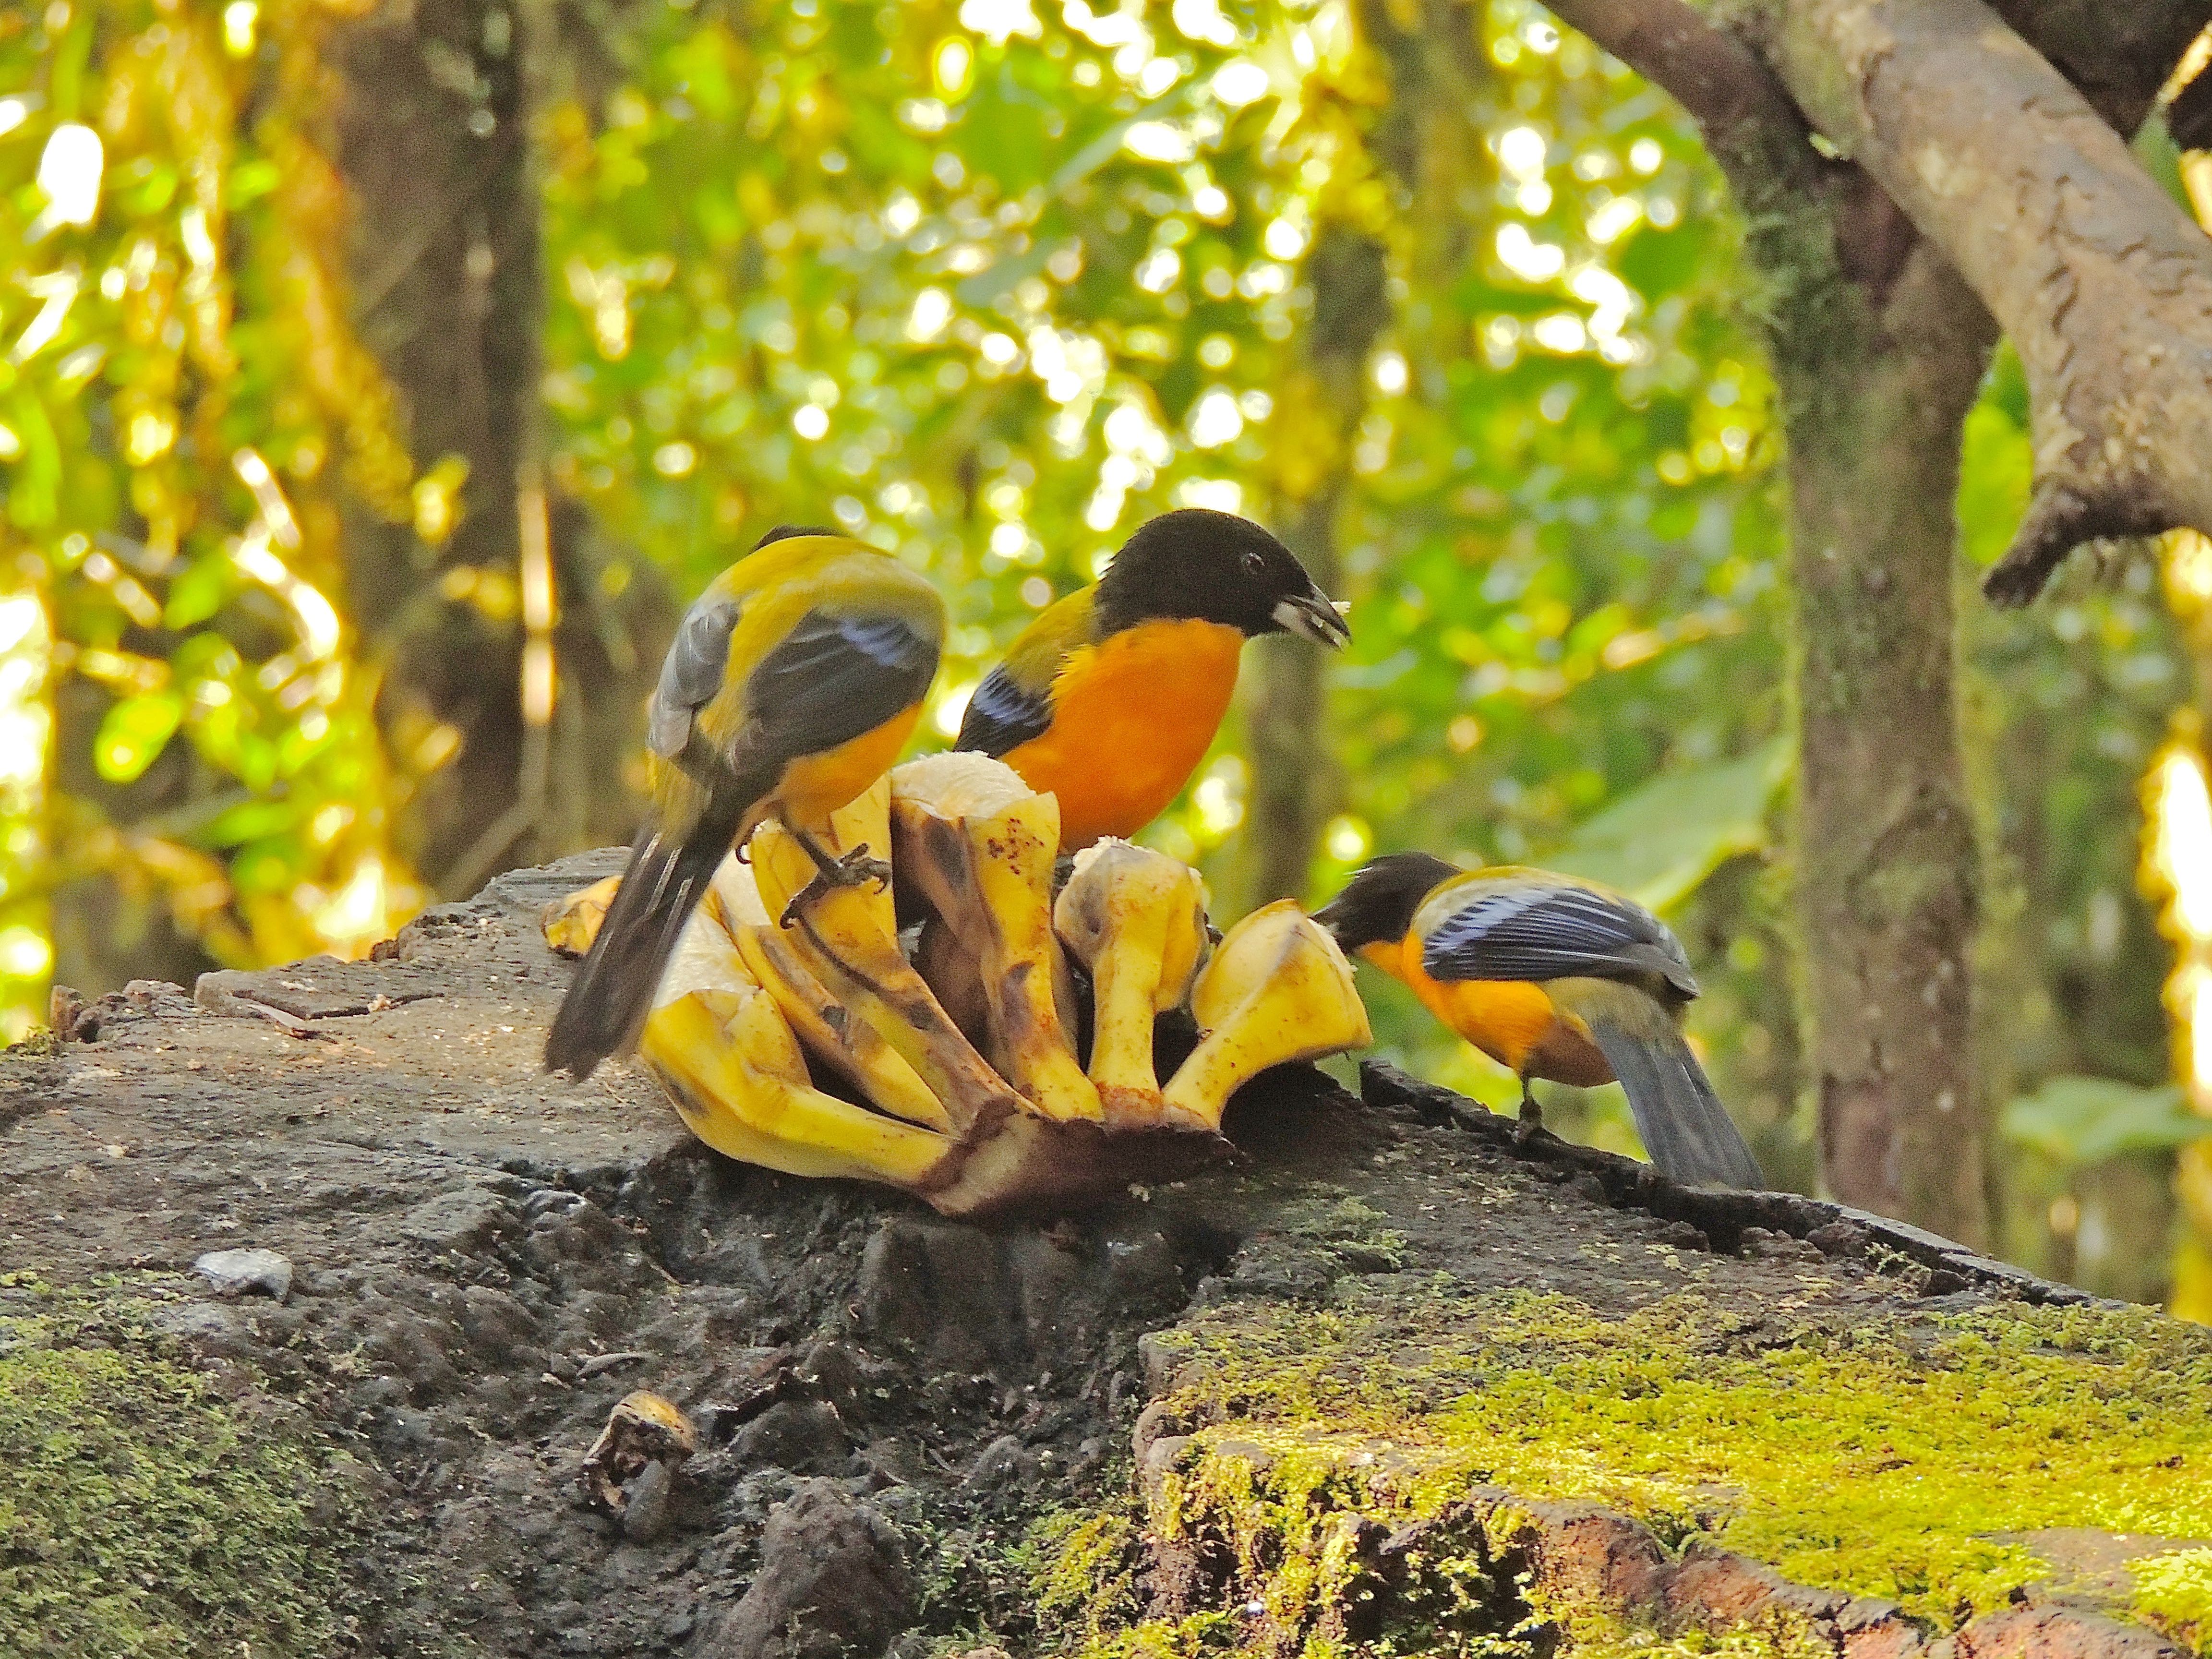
(1583, 1015, 1765, 1190)
(544, 802, 746, 1080)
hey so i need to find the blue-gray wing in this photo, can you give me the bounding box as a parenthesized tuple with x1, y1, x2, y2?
(647, 595, 741, 760)
(1420, 875, 1699, 999)
(738, 609, 940, 769)
(955, 663, 1054, 756)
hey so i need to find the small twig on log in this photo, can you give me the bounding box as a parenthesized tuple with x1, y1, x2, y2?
(229, 996, 333, 1042)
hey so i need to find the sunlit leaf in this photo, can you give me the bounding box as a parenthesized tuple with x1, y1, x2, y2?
(94, 690, 184, 783)
(1542, 737, 1790, 914)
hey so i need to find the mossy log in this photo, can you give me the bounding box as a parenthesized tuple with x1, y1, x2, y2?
(1, 852, 2207, 1659)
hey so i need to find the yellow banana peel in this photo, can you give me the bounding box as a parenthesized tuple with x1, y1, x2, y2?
(889, 753, 1101, 1123)
(640, 903, 950, 1187)
(1161, 899, 1372, 1133)
(542, 769, 1375, 1214)
(748, 777, 1027, 1139)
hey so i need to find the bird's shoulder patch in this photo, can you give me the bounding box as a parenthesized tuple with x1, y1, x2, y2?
(956, 663, 1055, 757)
(955, 589, 1097, 756)
(1419, 872, 1698, 999)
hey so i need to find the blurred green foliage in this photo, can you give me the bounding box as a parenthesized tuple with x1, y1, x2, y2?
(0, 0, 2202, 1301)
(0, 0, 421, 1032)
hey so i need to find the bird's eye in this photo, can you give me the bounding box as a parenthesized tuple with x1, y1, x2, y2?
(1241, 548, 1267, 577)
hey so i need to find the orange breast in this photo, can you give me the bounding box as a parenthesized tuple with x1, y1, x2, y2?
(998, 618, 1244, 848)
(1363, 935, 1613, 1086)
(772, 702, 924, 825)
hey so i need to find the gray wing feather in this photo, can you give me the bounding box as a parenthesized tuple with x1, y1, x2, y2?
(648, 597, 742, 759)
(741, 610, 939, 761)
(1583, 1019, 1765, 1189)
(1421, 877, 1698, 998)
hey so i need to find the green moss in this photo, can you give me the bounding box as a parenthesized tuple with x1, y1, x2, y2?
(0, 1277, 366, 1658)
(1029, 1506, 1148, 1637)
(2134, 1550, 2212, 1653)
(1278, 1194, 1411, 1274)
(1059, 1287, 2212, 1657)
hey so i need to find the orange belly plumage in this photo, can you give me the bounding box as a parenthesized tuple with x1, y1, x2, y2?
(998, 618, 1244, 848)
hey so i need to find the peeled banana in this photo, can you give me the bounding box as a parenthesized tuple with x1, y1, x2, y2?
(1161, 899, 1372, 1132)
(1053, 838, 1211, 1127)
(542, 767, 1378, 1213)
(889, 753, 1101, 1124)
(748, 776, 1026, 1138)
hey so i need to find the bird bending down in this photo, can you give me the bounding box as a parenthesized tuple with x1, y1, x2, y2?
(544, 527, 943, 1081)
(956, 507, 1348, 849)
(1316, 851, 1765, 1190)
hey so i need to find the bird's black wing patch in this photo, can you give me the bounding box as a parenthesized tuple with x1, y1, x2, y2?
(738, 608, 940, 772)
(955, 664, 1053, 756)
(648, 596, 741, 759)
(1421, 877, 1699, 998)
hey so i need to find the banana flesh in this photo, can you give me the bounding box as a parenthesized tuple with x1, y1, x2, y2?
(542, 767, 1378, 1213)
(748, 777, 1026, 1138)
(639, 898, 950, 1187)
(1053, 839, 1211, 1127)
(889, 753, 1101, 1123)
(1161, 899, 1373, 1132)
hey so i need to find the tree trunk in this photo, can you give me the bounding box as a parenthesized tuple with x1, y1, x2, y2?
(1765, 0, 2212, 604)
(1777, 233, 1995, 1239)
(328, 0, 661, 901)
(1243, 228, 1389, 907)
(1541, 0, 2003, 1239)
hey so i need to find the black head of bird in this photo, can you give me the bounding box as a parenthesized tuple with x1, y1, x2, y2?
(1094, 508, 1351, 647)
(1314, 851, 1462, 953)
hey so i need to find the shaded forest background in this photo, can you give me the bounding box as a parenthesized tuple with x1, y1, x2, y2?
(3, 0, 2209, 1311)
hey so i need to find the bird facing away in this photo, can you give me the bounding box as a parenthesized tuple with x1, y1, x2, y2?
(1316, 851, 1766, 1189)
(544, 527, 944, 1080)
(954, 507, 1348, 849)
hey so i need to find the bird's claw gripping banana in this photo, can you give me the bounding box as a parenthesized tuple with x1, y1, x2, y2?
(775, 833, 894, 929)
(545, 760, 1373, 1213)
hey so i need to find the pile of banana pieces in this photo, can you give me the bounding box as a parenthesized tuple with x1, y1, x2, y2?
(543, 752, 1372, 1215)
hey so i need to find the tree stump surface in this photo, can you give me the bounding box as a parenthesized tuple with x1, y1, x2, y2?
(3, 852, 2207, 1659)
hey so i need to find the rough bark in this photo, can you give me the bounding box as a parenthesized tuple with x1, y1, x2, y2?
(5, 855, 2206, 1657)
(1762, 0, 2212, 605)
(1981, 0, 2211, 135)
(1785, 243, 1996, 1238)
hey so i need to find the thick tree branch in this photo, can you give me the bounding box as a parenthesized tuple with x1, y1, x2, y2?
(1765, 0, 2212, 604)
(1544, 0, 1819, 204)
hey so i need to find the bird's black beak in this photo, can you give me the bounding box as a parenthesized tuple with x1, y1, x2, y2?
(1274, 587, 1351, 649)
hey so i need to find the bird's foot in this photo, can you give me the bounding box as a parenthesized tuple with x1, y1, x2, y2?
(1514, 1085, 1550, 1145)
(777, 842, 893, 929)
